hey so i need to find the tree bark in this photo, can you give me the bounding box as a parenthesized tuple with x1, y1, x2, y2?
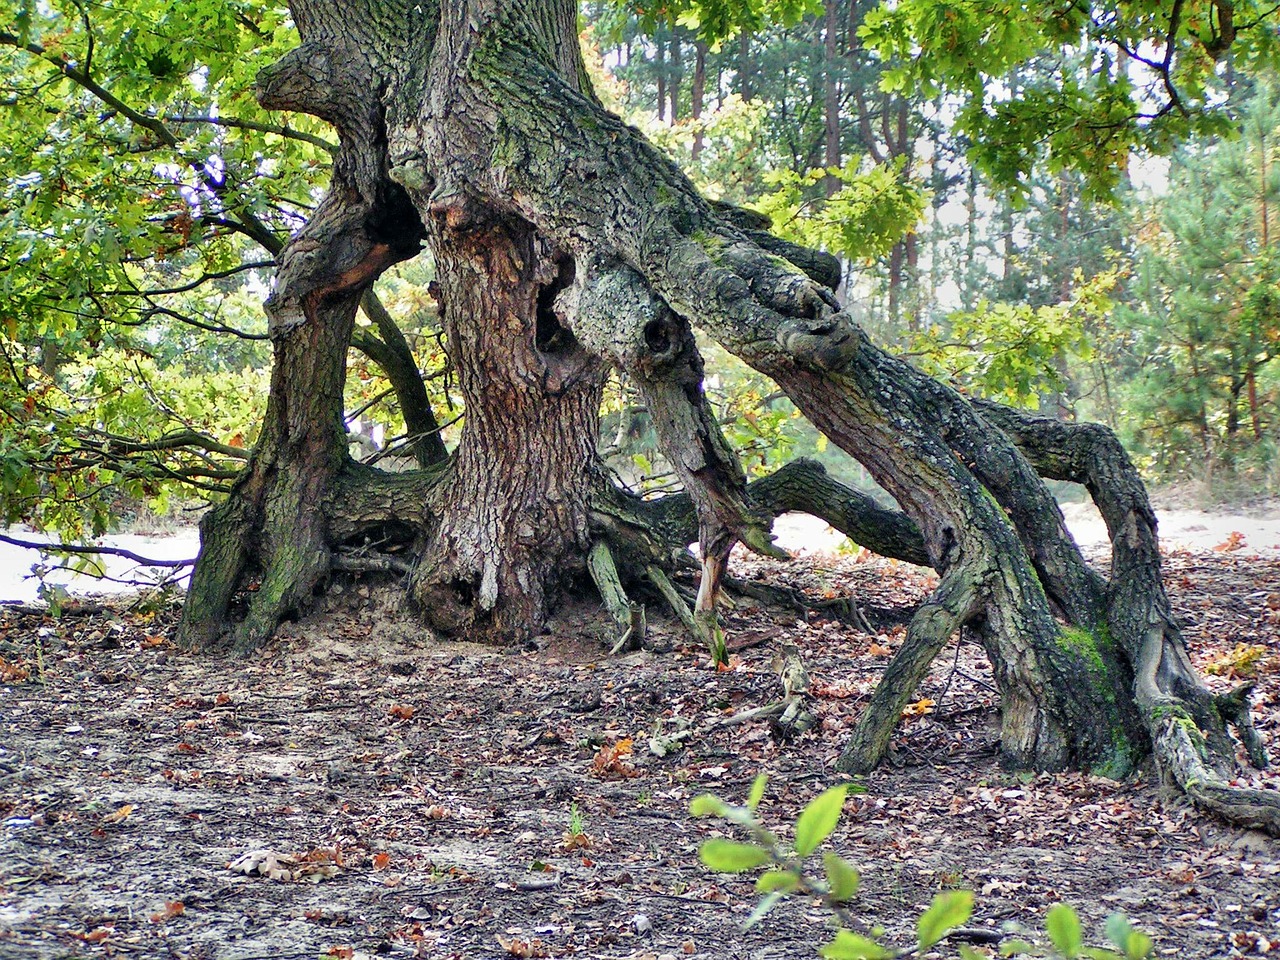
(179, 0, 1279, 834)
(405, 215, 603, 639)
(178, 0, 430, 652)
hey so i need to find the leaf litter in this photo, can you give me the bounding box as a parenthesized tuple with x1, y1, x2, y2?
(0, 546, 1275, 958)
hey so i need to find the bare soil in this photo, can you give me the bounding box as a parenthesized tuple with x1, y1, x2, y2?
(1, 548, 1277, 960)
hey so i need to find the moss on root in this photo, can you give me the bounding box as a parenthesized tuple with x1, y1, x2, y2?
(1057, 625, 1107, 675)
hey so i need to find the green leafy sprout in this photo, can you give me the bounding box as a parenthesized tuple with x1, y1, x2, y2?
(689, 775, 1156, 959)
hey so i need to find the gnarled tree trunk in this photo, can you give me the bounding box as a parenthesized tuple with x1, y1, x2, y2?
(177, 0, 1279, 834)
(405, 215, 603, 639)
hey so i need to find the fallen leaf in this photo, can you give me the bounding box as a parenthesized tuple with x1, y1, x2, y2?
(0, 655, 31, 683)
(388, 704, 415, 720)
(373, 852, 391, 871)
(103, 803, 134, 824)
(149, 901, 184, 922)
(497, 936, 550, 958)
(1213, 531, 1247, 552)
(902, 697, 936, 717)
(591, 738, 638, 778)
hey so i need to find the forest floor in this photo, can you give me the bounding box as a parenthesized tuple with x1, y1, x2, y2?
(1, 543, 1278, 959)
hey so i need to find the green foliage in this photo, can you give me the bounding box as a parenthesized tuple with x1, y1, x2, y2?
(858, 0, 1278, 200)
(999, 904, 1155, 959)
(820, 930, 894, 960)
(0, 0, 341, 539)
(752, 158, 927, 263)
(1115, 79, 1280, 483)
(911, 271, 1116, 408)
(919, 891, 975, 951)
(699, 837, 774, 872)
(821, 850, 859, 903)
(690, 775, 1156, 958)
(793, 784, 848, 855)
(0, 339, 263, 537)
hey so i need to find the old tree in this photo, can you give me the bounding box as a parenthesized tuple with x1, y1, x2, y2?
(6, 0, 1280, 833)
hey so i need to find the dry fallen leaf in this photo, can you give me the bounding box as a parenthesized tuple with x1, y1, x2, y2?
(149, 901, 184, 923)
(388, 704, 415, 720)
(1212, 530, 1247, 552)
(561, 831, 592, 852)
(228, 849, 341, 882)
(103, 803, 134, 824)
(591, 738, 639, 778)
(372, 852, 391, 871)
(902, 697, 936, 718)
(0, 655, 31, 683)
(868, 642, 893, 657)
(497, 936, 550, 958)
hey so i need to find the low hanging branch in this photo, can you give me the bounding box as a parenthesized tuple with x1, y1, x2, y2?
(0, 533, 195, 570)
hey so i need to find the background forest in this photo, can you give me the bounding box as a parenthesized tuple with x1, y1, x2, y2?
(1, 0, 1278, 545)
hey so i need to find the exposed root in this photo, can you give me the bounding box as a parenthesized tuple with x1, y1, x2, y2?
(645, 565, 699, 637)
(838, 573, 978, 773)
(588, 541, 645, 652)
(978, 403, 1279, 833)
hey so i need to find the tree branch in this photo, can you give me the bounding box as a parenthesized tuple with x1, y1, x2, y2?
(0, 533, 194, 569)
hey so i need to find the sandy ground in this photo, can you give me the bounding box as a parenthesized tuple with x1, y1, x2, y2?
(1, 551, 1277, 959)
(771, 498, 1280, 559)
(0, 530, 199, 604)
(2, 499, 1278, 604)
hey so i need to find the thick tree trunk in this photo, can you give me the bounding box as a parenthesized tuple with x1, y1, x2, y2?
(178, 0, 428, 652)
(405, 215, 603, 639)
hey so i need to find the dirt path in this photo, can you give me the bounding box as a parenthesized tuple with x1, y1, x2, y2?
(2, 549, 1277, 959)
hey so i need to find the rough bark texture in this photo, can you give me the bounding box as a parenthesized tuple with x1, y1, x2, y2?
(177, 0, 1278, 833)
(405, 216, 603, 639)
(178, 0, 429, 653)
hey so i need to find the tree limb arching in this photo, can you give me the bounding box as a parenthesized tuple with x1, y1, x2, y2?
(177, 0, 434, 653)
(417, 6, 1277, 832)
